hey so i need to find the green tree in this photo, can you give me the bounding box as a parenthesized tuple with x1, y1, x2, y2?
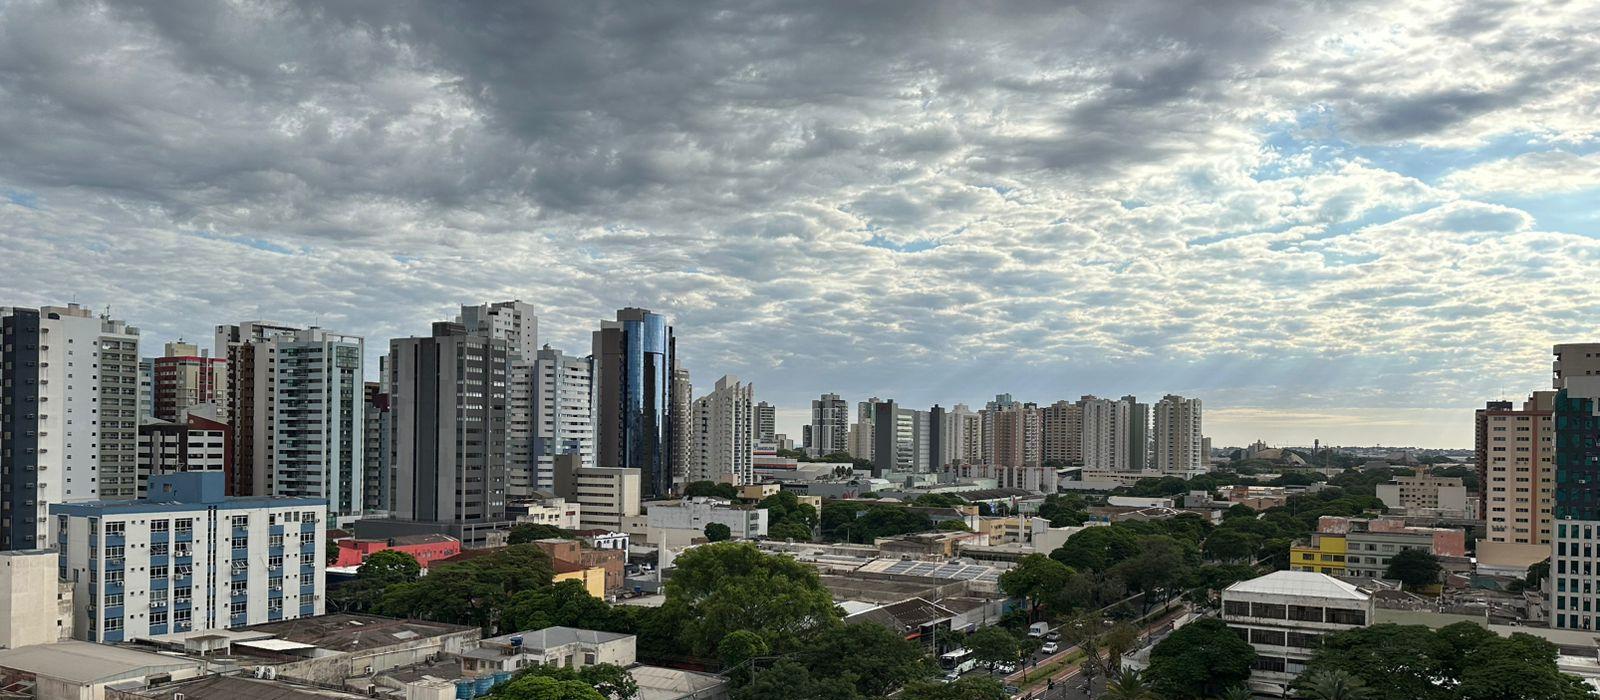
(717, 630, 769, 686)
(936, 519, 972, 532)
(767, 520, 813, 541)
(492, 675, 604, 700)
(376, 544, 554, 632)
(1051, 525, 1143, 572)
(1111, 535, 1194, 611)
(796, 622, 933, 697)
(326, 539, 341, 565)
(330, 549, 423, 612)
(684, 480, 740, 500)
(1223, 504, 1257, 521)
(1217, 687, 1255, 700)
(1294, 669, 1373, 700)
(1147, 619, 1255, 699)
(662, 542, 840, 656)
(1103, 669, 1160, 700)
(965, 626, 1020, 669)
(898, 676, 1009, 700)
(1203, 529, 1259, 562)
(502, 579, 615, 633)
(759, 491, 819, 531)
(998, 554, 1076, 618)
(1384, 548, 1442, 588)
(736, 660, 863, 700)
(359, 549, 421, 584)
(508, 523, 570, 544)
(704, 522, 733, 542)
(912, 493, 967, 508)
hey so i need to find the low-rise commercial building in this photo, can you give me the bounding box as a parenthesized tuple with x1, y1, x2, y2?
(552, 456, 641, 531)
(643, 498, 768, 539)
(1221, 571, 1373, 696)
(332, 534, 461, 571)
(507, 496, 582, 530)
(0, 641, 202, 700)
(1290, 516, 1467, 581)
(1377, 475, 1470, 518)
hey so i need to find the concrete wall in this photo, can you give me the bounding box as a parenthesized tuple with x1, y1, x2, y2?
(275, 628, 481, 686)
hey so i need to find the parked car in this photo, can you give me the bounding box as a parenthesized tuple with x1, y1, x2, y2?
(1040, 641, 1059, 654)
(1044, 630, 1061, 642)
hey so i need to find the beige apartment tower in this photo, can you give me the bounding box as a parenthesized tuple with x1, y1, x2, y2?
(1476, 391, 1555, 546)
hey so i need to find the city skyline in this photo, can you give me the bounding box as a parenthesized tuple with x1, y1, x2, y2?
(3, 2, 1597, 449)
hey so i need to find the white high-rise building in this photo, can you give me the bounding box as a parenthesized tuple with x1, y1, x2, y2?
(458, 301, 538, 358)
(689, 376, 754, 485)
(220, 325, 364, 523)
(52, 472, 327, 642)
(1, 304, 141, 550)
(1079, 395, 1133, 471)
(528, 345, 595, 493)
(947, 404, 982, 467)
(1154, 394, 1204, 474)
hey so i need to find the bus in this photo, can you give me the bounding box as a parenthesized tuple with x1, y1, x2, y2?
(940, 647, 978, 679)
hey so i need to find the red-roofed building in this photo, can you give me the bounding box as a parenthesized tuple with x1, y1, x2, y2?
(335, 534, 462, 569)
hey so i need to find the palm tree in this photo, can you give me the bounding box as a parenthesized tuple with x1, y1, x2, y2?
(1295, 669, 1374, 700)
(1104, 668, 1160, 700)
(1215, 686, 1254, 700)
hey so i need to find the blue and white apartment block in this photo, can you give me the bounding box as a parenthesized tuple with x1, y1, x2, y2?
(51, 472, 327, 643)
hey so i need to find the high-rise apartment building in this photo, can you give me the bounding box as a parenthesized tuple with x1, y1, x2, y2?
(52, 472, 327, 642)
(754, 401, 777, 445)
(151, 342, 227, 423)
(870, 400, 933, 474)
(525, 345, 595, 494)
(949, 404, 982, 467)
(389, 322, 509, 536)
(214, 321, 300, 497)
(1041, 400, 1082, 466)
(1548, 343, 1600, 631)
(237, 327, 365, 522)
(805, 394, 849, 457)
(689, 376, 754, 485)
(1125, 395, 1151, 471)
(458, 301, 539, 357)
(1079, 395, 1133, 471)
(670, 368, 693, 488)
(1153, 394, 1203, 474)
(1476, 393, 1554, 546)
(2, 304, 141, 550)
(362, 382, 392, 515)
(137, 413, 229, 495)
(592, 309, 677, 498)
(989, 403, 1042, 468)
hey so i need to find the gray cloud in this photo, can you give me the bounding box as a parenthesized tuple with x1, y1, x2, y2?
(1, 0, 1598, 447)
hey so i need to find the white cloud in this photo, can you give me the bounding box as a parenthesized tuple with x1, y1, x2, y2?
(0, 0, 1597, 448)
(1442, 150, 1600, 195)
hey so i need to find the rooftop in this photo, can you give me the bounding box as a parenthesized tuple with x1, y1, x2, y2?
(630, 665, 726, 700)
(386, 534, 458, 546)
(121, 674, 368, 700)
(237, 614, 476, 652)
(1225, 570, 1370, 601)
(483, 626, 632, 650)
(0, 641, 197, 684)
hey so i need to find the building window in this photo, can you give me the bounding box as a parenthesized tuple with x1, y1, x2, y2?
(152, 542, 169, 557)
(1326, 609, 1366, 626)
(232, 515, 249, 528)
(150, 519, 169, 533)
(104, 616, 123, 631)
(1288, 605, 1324, 622)
(230, 601, 246, 616)
(1253, 656, 1286, 673)
(150, 565, 168, 579)
(175, 519, 193, 535)
(1250, 628, 1286, 646)
(150, 611, 167, 626)
(1249, 602, 1287, 620)
(269, 534, 284, 548)
(1223, 600, 1250, 617)
(106, 522, 125, 536)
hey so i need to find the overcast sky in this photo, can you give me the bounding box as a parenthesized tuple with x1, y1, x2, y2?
(3, 1, 1597, 448)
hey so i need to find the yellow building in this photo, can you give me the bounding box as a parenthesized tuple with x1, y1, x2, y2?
(1290, 533, 1348, 575)
(554, 561, 607, 598)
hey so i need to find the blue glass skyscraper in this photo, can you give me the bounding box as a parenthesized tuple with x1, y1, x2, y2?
(592, 308, 678, 497)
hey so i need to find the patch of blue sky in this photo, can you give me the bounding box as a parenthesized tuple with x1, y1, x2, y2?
(188, 230, 294, 254)
(864, 234, 940, 252)
(3, 188, 40, 209)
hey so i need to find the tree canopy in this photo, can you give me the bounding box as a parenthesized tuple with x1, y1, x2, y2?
(1385, 548, 1442, 588)
(683, 480, 741, 500)
(1146, 618, 1255, 699)
(661, 542, 841, 657)
(508, 522, 571, 544)
(1303, 622, 1598, 700)
(704, 522, 733, 542)
(375, 544, 554, 632)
